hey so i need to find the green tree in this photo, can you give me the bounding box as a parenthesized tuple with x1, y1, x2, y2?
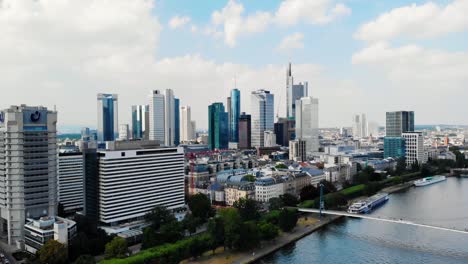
(278, 208, 298, 232)
(244, 174, 256, 182)
(159, 220, 184, 244)
(268, 197, 284, 211)
(396, 157, 407, 175)
(233, 198, 260, 221)
(141, 227, 158, 250)
(37, 240, 68, 264)
(262, 210, 281, 225)
(218, 208, 241, 249)
(420, 164, 431, 177)
(104, 237, 128, 259)
(236, 221, 260, 251)
(183, 214, 201, 235)
(187, 193, 213, 220)
(145, 206, 176, 230)
(280, 193, 299, 207)
(207, 217, 225, 253)
(411, 160, 420, 172)
(319, 180, 337, 194)
(74, 255, 95, 264)
(299, 185, 319, 202)
(275, 163, 288, 169)
(257, 221, 279, 240)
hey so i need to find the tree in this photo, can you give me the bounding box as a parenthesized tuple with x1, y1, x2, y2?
(300, 185, 319, 202)
(74, 255, 95, 264)
(37, 240, 68, 264)
(218, 208, 241, 249)
(141, 227, 158, 250)
(268, 197, 284, 211)
(319, 180, 337, 194)
(207, 217, 225, 253)
(278, 208, 298, 232)
(275, 163, 288, 169)
(236, 221, 260, 251)
(104, 237, 128, 259)
(257, 221, 279, 240)
(420, 164, 431, 177)
(280, 193, 299, 207)
(145, 206, 176, 231)
(411, 160, 420, 172)
(244, 174, 256, 182)
(233, 198, 260, 222)
(187, 193, 213, 220)
(159, 220, 184, 244)
(396, 157, 407, 175)
(184, 214, 201, 235)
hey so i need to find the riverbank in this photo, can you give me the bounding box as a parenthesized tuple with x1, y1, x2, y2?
(183, 214, 342, 264)
(381, 182, 414, 194)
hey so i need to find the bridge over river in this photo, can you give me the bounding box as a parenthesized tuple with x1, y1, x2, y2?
(297, 208, 468, 235)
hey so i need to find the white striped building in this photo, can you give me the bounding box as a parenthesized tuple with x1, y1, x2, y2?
(58, 153, 84, 213)
(97, 146, 185, 225)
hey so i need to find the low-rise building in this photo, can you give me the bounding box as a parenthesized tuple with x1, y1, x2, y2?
(24, 216, 77, 254)
(255, 177, 284, 203)
(225, 182, 255, 206)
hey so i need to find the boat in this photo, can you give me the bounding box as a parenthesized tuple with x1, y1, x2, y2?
(414, 176, 447, 187)
(347, 193, 389, 214)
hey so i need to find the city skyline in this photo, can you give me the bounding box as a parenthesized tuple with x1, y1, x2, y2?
(1, 0, 467, 132)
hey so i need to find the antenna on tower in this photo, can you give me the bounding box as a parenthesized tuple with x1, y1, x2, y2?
(234, 75, 237, 89)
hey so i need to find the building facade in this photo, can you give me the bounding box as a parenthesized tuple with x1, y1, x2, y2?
(402, 132, 426, 166)
(131, 105, 149, 140)
(289, 139, 307, 162)
(97, 93, 118, 141)
(384, 137, 406, 159)
(229, 89, 241, 143)
(208, 103, 228, 150)
(386, 111, 414, 137)
(296, 97, 319, 152)
(118, 124, 130, 141)
(352, 113, 368, 138)
(264, 130, 277, 147)
(251, 90, 274, 148)
(164, 89, 176, 146)
(149, 90, 165, 143)
(58, 153, 84, 214)
(24, 216, 76, 254)
(286, 63, 308, 119)
(174, 98, 180, 146)
(180, 106, 193, 142)
(238, 113, 251, 149)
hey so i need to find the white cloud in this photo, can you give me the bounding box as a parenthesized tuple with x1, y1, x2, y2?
(277, 32, 304, 51)
(355, 0, 468, 42)
(208, 0, 350, 47)
(168, 15, 191, 29)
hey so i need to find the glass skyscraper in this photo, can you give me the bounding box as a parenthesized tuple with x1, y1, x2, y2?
(251, 89, 274, 147)
(174, 98, 180, 146)
(384, 111, 414, 158)
(208, 103, 228, 150)
(286, 63, 308, 119)
(97, 93, 118, 142)
(229, 89, 240, 142)
(131, 105, 149, 139)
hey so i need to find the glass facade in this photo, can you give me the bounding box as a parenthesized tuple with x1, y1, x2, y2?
(384, 137, 406, 158)
(238, 113, 251, 149)
(230, 89, 240, 142)
(386, 111, 414, 137)
(251, 90, 274, 147)
(131, 105, 148, 139)
(174, 98, 180, 145)
(97, 94, 118, 142)
(208, 103, 228, 150)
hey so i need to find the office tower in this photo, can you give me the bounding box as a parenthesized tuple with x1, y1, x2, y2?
(174, 98, 180, 146)
(386, 111, 414, 137)
(58, 152, 84, 214)
(238, 113, 251, 149)
(164, 89, 175, 146)
(0, 105, 58, 247)
(180, 106, 193, 142)
(208, 103, 229, 150)
(81, 127, 90, 139)
(286, 63, 308, 119)
(264, 131, 277, 147)
(230, 89, 241, 143)
(131, 105, 149, 140)
(251, 90, 274, 147)
(402, 132, 426, 166)
(191, 121, 197, 139)
(149, 90, 165, 143)
(384, 137, 406, 159)
(118, 124, 130, 140)
(289, 139, 307, 162)
(84, 141, 184, 227)
(97, 93, 119, 141)
(296, 97, 319, 152)
(352, 113, 368, 138)
(227, 96, 231, 137)
(275, 117, 295, 146)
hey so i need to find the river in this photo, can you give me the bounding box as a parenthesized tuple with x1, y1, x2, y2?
(256, 177, 468, 264)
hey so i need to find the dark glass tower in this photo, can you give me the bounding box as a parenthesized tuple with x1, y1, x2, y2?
(97, 93, 118, 142)
(174, 98, 180, 145)
(230, 89, 241, 142)
(208, 103, 228, 150)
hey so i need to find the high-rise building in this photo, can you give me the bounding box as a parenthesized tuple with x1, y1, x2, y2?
(384, 137, 406, 159)
(0, 105, 58, 247)
(264, 130, 277, 147)
(164, 89, 175, 146)
(227, 96, 231, 136)
(149, 90, 165, 143)
(208, 103, 228, 150)
(289, 139, 307, 162)
(251, 90, 274, 147)
(97, 93, 118, 141)
(81, 127, 90, 139)
(58, 152, 84, 214)
(229, 89, 241, 143)
(296, 97, 319, 152)
(402, 132, 426, 166)
(286, 63, 308, 119)
(174, 98, 180, 146)
(386, 111, 414, 137)
(238, 113, 251, 149)
(275, 117, 295, 146)
(352, 113, 368, 138)
(180, 106, 193, 142)
(131, 105, 149, 140)
(118, 124, 130, 140)
(191, 121, 197, 139)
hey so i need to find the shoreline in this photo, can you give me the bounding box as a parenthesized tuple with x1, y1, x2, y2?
(232, 215, 343, 264)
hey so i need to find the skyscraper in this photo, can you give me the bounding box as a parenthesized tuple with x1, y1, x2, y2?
(296, 97, 319, 152)
(386, 111, 414, 137)
(208, 103, 228, 150)
(97, 93, 118, 141)
(149, 90, 165, 143)
(164, 89, 175, 146)
(402, 132, 426, 166)
(229, 89, 241, 143)
(238, 113, 251, 149)
(0, 105, 58, 247)
(286, 63, 308, 119)
(180, 106, 193, 142)
(131, 105, 149, 140)
(174, 98, 180, 146)
(251, 89, 274, 147)
(352, 113, 368, 138)
(118, 124, 130, 140)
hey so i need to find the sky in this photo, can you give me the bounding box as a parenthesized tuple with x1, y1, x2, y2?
(0, 0, 467, 132)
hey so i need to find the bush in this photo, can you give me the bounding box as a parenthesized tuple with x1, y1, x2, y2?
(262, 210, 281, 225)
(257, 221, 279, 240)
(278, 208, 298, 232)
(298, 200, 315, 208)
(340, 184, 365, 198)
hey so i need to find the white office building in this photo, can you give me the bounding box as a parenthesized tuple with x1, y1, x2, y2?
(118, 124, 130, 141)
(402, 132, 427, 166)
(164, 89, 175, 146)
(180, 106, 194, 142)
(255, 177, 284, 203)
(264, 130, 277, 147)
(58, 153, 84, 213)
(0, 105, 58, 248)
(24, 216, 76, 254)
(149, 90, 165, 143)
(352, 113, 368, 138)
(251, 90, 274, 147)
(97, 144, 185, 225)
(289, 139, 307, 162)
(296, 97, 319, 153)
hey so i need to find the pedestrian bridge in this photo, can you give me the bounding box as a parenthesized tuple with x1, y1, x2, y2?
(297, 208, 468, 235)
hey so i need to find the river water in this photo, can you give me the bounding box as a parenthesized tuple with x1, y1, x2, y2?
(257, 177, 468, 264)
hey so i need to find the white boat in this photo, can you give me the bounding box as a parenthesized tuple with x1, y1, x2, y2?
(347, 193, 389, 214)
(414, 176, 446, 187)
